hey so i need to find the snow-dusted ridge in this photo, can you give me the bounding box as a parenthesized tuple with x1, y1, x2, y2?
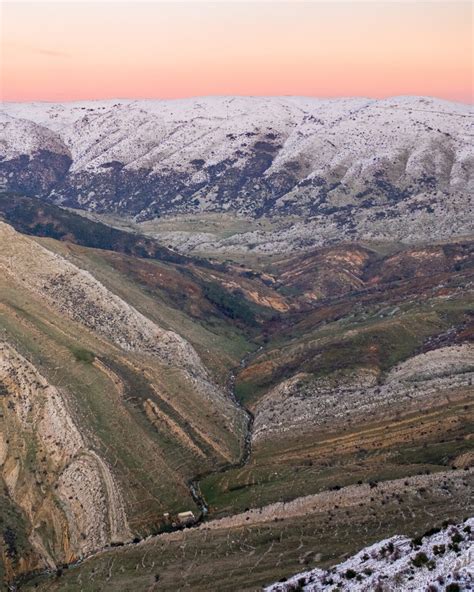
(265, 518, 473, 592)
(0, 95, 472, 248)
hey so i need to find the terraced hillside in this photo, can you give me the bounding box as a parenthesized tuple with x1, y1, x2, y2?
(0, 202, 472, 591)
(19, 470, 474, 591)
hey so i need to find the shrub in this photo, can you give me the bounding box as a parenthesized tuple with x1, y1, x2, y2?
(411, 536, 423, 548)
(411, 552, 429, 568)
(71, 347, 95, 364)
(202, 282, 257, 325)
(344, 569, 357, 579)
(423, 527, 441, 538)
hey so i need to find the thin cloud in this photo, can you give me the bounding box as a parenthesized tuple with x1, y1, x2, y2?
(33, 48, 70, 58)
(2, 41, 70, 58)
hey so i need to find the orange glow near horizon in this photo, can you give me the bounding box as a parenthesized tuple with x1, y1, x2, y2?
(1, 1, 472, 103)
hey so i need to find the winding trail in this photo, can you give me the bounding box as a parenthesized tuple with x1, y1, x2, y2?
(85, 451, 131, 543)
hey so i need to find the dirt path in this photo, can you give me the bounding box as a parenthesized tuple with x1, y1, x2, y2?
(84, 451, 132, 544)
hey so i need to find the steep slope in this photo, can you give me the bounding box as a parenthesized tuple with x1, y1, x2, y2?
(0, 192, 216, 267)
(1, 97, 472, 248)
(0, 213, 472, 589)
(0, 222, 250, 586)
(0, 342, 130, 567)
(0, 222, 205, 371)
(200, 240, 473, 515)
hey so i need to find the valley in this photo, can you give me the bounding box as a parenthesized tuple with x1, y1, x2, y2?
(0, 193, 472, 590)
(0, 95, 472, 591)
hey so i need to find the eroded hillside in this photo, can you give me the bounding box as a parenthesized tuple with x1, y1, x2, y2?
(0, 221, 256, 587)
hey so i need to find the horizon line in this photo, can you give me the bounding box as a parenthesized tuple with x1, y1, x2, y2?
(2, 93, 473, 106)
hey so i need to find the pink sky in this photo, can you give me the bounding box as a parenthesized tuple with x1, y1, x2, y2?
(1, 1, 472, 103)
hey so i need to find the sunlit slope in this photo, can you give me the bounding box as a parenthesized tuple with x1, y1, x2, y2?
(0, 222, 248, 580)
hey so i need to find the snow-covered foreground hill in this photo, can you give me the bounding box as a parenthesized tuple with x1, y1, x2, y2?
(0, 96, 472, 248)
(266, 518, 473, 592)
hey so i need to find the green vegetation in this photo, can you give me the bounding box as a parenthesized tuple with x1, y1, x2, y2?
(0, 192, 215, 268)
(1, 209, 472, 591)
(70, 346, 95, 364)
(235, 290, 473, 406)
(344, 569, 357, 579)
(202, 282, 257, 325)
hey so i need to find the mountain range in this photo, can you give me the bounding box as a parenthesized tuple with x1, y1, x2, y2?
(1, 96, 472, 252)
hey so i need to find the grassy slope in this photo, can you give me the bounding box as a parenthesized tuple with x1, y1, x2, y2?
(33, 239, 258, 382)
(0, 232, 269, 550)
(0, 284, 199, 524)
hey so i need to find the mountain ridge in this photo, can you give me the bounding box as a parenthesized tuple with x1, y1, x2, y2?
(1, 95, 472, 251)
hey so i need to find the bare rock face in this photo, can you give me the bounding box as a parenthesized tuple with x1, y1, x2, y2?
(0, 341, 131, 569)
(1, 97, 472, 249)
(253, 345, 474, 442)
(265, 517, 474, 592)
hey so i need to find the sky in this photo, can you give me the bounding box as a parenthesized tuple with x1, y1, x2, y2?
(1, 1, 472, 103)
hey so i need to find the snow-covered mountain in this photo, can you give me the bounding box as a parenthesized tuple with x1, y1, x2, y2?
(0, 96, 472, 244)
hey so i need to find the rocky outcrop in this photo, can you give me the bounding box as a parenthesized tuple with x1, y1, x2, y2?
(0, 221, 203, 374)
(0, 341, 131, 570)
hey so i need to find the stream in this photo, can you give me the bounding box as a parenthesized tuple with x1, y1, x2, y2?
(187, 345, 261, 517)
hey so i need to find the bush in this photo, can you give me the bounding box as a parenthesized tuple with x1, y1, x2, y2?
(433, 544, 446, 556)
(411, 552, 429, 568)
(203, 282, 257, 325)
(451, 532, 463, 544)
(344, 569, 357, 579)
(71, 347, 95, 364)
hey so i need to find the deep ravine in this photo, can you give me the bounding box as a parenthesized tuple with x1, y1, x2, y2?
(187, 345, 260, 517)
